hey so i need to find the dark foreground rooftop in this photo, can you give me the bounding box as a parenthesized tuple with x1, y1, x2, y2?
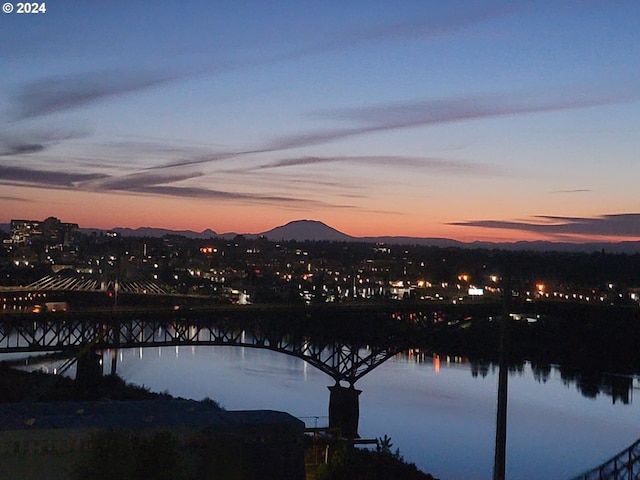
(0, 399, 302, 431)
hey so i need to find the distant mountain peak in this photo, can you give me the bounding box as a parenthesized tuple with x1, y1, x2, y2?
(259, 219, 352, 241)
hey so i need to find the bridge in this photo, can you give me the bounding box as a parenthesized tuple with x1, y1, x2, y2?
(569, 438, 640, 480)
(0, 303, 435, 438)
(25, 271, 170, 295)
(0, 304, 422, 385)
(0, 269, 171, 299)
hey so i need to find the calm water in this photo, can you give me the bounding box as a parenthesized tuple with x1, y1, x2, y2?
(70, 345, 640, 480)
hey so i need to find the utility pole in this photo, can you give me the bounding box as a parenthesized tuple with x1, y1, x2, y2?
(493, 269, 511, 480)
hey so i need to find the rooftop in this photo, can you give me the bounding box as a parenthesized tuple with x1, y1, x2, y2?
(0, 399, 303, 431)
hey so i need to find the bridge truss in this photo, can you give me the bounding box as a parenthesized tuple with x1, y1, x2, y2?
(569, 439, 640, 480)
(0, 308, 412, 385)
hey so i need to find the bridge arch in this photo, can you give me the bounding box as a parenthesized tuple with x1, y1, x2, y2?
(0, 308, 413, 386)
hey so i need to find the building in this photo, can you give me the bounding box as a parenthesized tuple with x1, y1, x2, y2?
(9, 219, 42, 245)
(0, 400, 306, 480)
(10, 217, 79, 247)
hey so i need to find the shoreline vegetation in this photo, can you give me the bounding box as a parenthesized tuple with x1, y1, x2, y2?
(0, 362, 169, 403)
(0, 362, 439, 480)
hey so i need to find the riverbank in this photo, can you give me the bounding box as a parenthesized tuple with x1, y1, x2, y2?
(0, 362, 175, 403)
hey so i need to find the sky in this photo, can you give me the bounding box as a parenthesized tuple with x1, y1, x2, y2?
(1, 0, 639, 242)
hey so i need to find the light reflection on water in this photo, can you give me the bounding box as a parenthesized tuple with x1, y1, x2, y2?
(16, 346, 640, 480)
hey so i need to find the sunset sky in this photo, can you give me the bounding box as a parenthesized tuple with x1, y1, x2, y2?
(1, 1, 639, 242)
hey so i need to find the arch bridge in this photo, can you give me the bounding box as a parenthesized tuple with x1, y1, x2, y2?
(0, 303, 442, 438)
(0, 305, 425, 386)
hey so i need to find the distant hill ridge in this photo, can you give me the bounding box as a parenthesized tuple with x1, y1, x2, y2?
(106, 227, 218, 239)
(2, 219, 640, 253)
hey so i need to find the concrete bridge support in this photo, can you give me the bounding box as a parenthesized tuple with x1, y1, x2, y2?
(75, 349, 103, 392)
(328, 384, 361, 439)
(110, 349, 118, 376)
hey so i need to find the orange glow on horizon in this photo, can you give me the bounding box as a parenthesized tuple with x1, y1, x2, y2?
(2, 186, 639, 244)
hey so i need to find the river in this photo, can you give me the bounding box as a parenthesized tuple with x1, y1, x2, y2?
(72, 344, 640, 480)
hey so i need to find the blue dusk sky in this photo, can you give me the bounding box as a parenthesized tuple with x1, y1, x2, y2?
(1, 0, 639, 241)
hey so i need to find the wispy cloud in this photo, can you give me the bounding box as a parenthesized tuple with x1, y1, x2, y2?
(0, 164, 108, 186)
(549, 189, 592, 194)
(7, 4, 511, 123)
(0, 195, 30, 202)
(102, 138, 229, 158)
(154, 152, 240, 170)
(264, 86, 640, 152)
(345, 5, 511, 43)
(3, 83, 627, 213)
(141, 80, 640, 173)
(0, 143, 46, 156)
(0, 129, 87, 157)
(283, 3, 514, 59)
(0, 162, 341, 209)
(129, 184, 326, 207)
(450, 214, 640, 238)
(11, 70, 185, 121)
(251, 155, 495, 175)
(80, 170, 205, 192)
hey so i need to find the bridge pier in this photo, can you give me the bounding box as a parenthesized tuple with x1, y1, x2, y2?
(75, 349, 103, 393)
(328, 384, 361, 439)
(110, 349, 118, 376)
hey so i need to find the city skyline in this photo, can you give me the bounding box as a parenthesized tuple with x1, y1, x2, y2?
(1, 1, 639, 243)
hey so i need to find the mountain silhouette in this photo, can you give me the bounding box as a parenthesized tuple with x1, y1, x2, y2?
(258, 220, 353, 241)
(102, 227, 217, 239)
